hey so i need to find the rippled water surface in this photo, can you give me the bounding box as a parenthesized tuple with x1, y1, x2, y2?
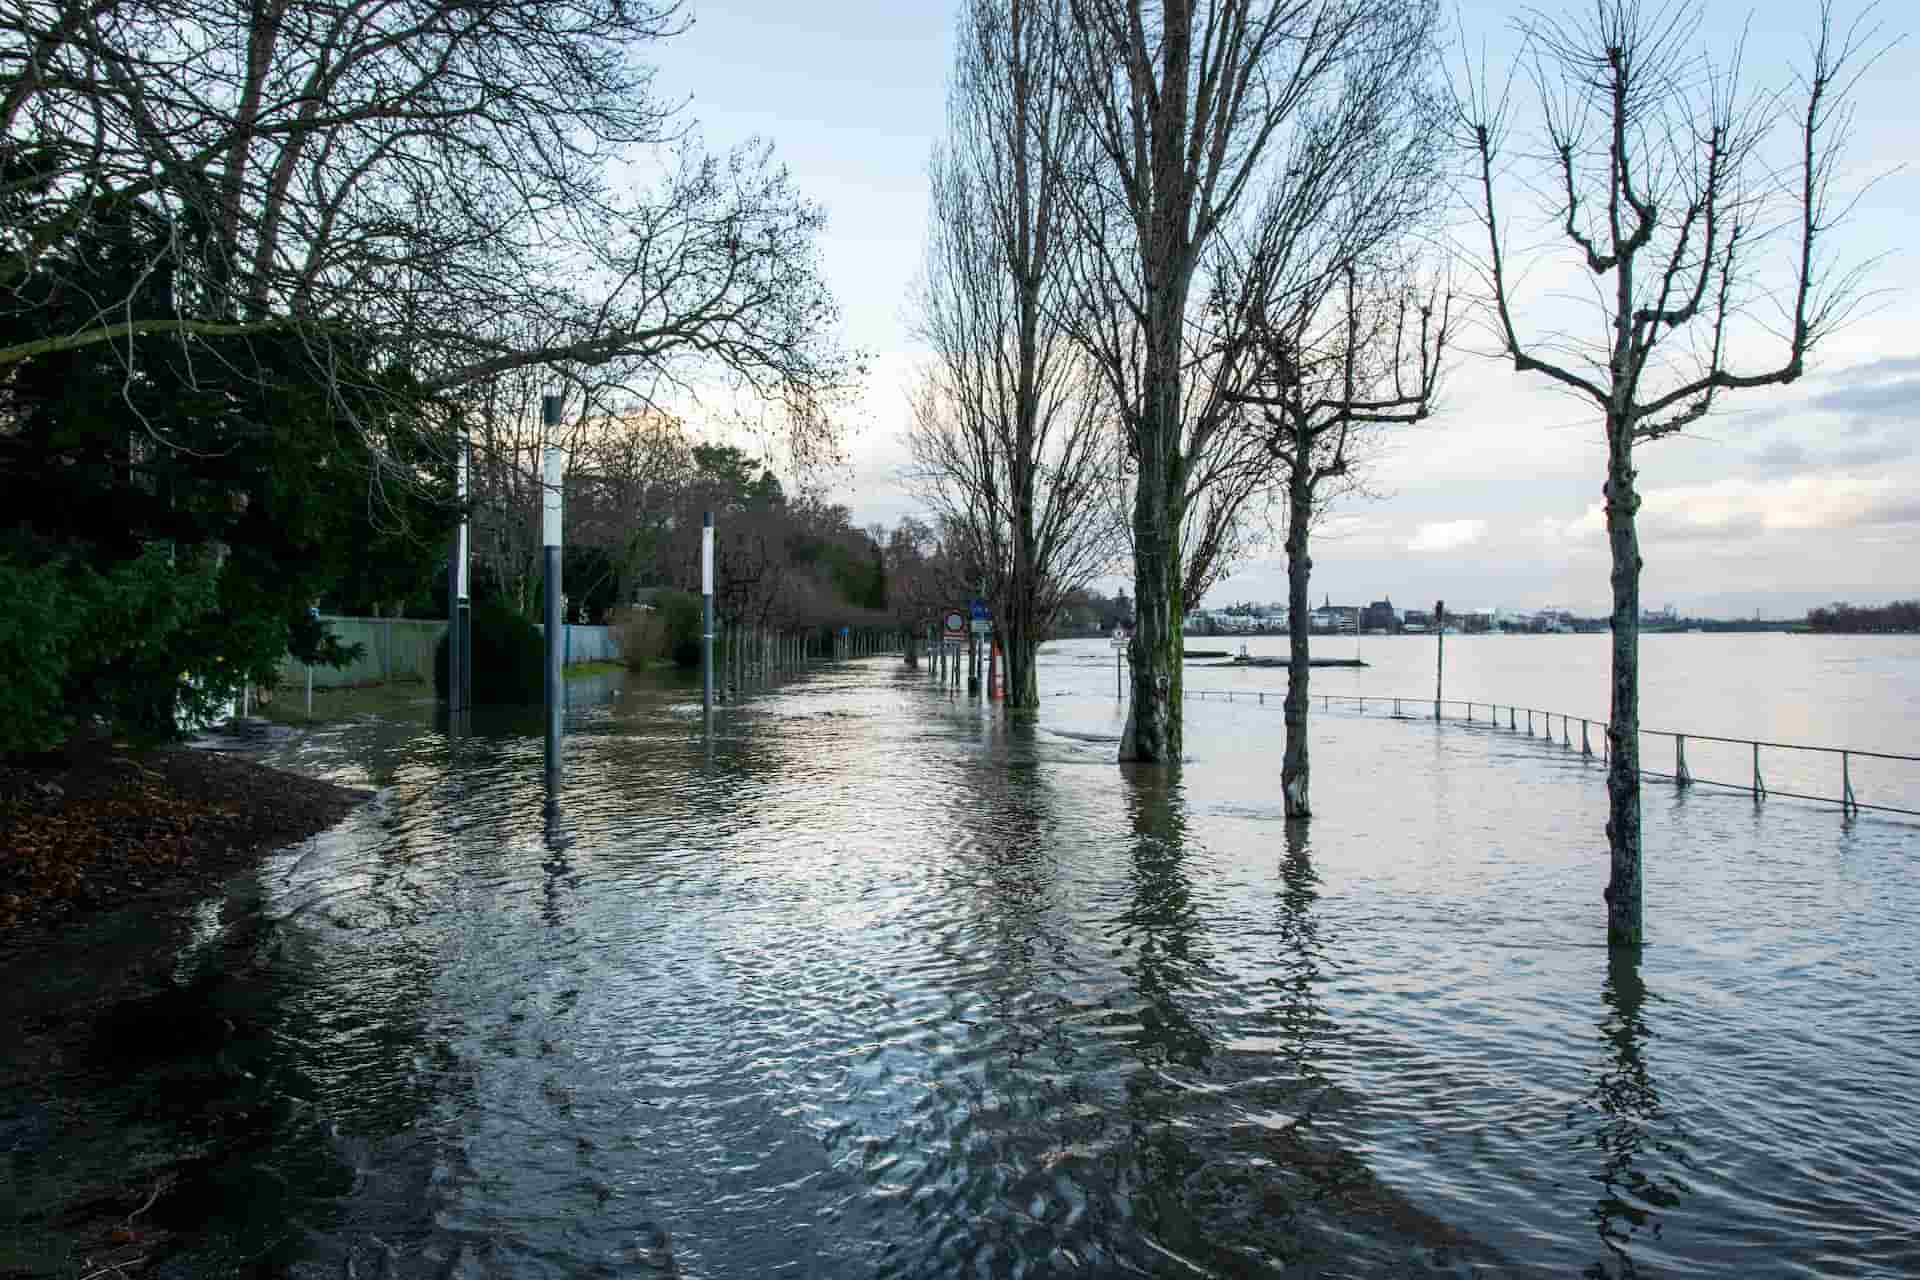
(24, 640, 1920, 1277)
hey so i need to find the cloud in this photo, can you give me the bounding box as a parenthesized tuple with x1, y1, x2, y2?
(1747, 440, 1808, 469)
(1822, 353, 1920, 383)
(1829, 439, 1917, 468)
(1809, 377, 1920, 419)
(1407, 519, 1487, 553)
(1743, 434, 1914, 473)
(1561, 470, 1920, 545)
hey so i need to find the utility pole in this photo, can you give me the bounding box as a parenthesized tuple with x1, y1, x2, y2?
(968, 576, 984, 695)
(702, 511, 715, 713)
(1433, 599, 1446, 722)
(542, 395, 565, 775)
(449, 431, 471, 712)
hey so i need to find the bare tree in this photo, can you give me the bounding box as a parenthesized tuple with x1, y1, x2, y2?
(567, 408, 692, 608)
(2, 0, 855, 469)
(910, 0, 1123, 708)
(1200, 42, 1454, 820)
(881, 516, 970, 667)
(1232, 262, 1450, 818)
(464, 367, 595, 620)
(1079, 254, 1301, 625)
(1455, 0, 1879, 945)
(1060, 0, 1444, 761)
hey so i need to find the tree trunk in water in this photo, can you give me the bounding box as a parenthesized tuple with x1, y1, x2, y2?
(1604, 421, 1644, 946)
(903, 629, 919, 669)
(1002, 595, 1041, 709)
(1121, 313, 1186, 763)
(1122, 467, 1183, 761)
(1282, 470, 1314, 818)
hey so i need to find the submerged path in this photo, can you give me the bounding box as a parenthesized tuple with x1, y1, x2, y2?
(4, 654, 1915, 1277)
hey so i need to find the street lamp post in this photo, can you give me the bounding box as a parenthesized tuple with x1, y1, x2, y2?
(543, 395, 565, 774)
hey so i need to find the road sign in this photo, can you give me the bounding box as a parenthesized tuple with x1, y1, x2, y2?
(969, 598, 991, 621)
(970, 618, 992, 636)
(942, 608, 967, 643)
(1110, 628, 1129, 650)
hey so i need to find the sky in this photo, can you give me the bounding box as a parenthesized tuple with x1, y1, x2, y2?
(646, 0, 1920, 618)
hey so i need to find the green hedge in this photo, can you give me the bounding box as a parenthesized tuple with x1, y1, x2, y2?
(653, 589, 705, 668)
(0, 544, 225, 754)
(435, 601, 545, 703)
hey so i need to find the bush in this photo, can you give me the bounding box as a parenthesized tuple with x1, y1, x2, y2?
(608, 605, 667, 668)
(435, 600, 546, 703)
(0, 543, 228, 755)
(651, 589, 705, 668)
(0, 558, 81, 755)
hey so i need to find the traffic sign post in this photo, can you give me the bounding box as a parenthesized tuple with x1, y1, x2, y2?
(964, 602, 991, 697)
(940, 608, 966, 689)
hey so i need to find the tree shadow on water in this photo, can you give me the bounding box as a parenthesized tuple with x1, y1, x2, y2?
(1109, 803, 1500, 1275)
(1576, 949, 1693, 1279)
(1116, 765, 1212, 1073)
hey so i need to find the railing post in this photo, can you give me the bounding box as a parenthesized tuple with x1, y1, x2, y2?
(1581, 719, 1592, 757)
(1561, 715, 1570, 749)
(1259, 691, 1263, 704)
(1675, 735, 1692, 788)
(1842, 751, 1858, 818)
(1753, 742, 1767, 801)
(1526, 708, 1533, 736)
(1394, 698, 1402, 716)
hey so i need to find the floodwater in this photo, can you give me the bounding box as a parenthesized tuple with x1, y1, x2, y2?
(1196, 631, 1920, 813)
(7, 637, 1919, 1277)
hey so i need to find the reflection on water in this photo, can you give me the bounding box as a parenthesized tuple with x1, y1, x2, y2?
(9, 652, 1918, 1279)
(1579, 952, 1692, 1279)
(1118, 767, 1210, 1072)
(1274, 822, 1333, 1107)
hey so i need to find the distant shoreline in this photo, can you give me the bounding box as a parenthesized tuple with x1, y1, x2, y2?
(1049, 623, 1920, 640)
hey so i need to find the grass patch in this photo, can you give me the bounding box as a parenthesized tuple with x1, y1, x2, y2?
(563, 660, 625, 678)
(257, 680, 438, 724)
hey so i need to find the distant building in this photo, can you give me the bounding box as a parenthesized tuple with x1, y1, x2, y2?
(1363, 598, 1398, 632)
(1311, 600, 1360, 632)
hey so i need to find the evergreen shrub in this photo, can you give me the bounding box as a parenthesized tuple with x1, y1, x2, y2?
(653, 589, 704, 668)
(435, 600, 545, 703)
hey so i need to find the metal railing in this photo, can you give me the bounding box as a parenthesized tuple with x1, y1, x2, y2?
(1186, 688, 1919, 820)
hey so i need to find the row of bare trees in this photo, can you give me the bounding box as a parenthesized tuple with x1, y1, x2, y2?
(913, 0, 1879, 947)
(911, 0, 1453, 779)
(451, 383, 892, 639)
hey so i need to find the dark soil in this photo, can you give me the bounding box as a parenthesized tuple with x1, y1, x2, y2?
(0, 739, 369, 933)
(0, 740, 369, 1278)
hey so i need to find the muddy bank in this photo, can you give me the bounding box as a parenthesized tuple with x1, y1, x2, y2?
(1, 737, 369, 933)
(1, 740, 369, 1277)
